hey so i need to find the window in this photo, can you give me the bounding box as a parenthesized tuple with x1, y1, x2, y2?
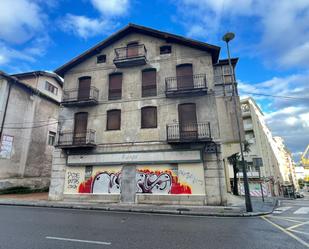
(107, 110, 121, 130)
(48, 131, 56, 145)
(78, 76, 91, 100)
(45, 81, 58, 95)
(97, 54, 106, 63)
(142, 69, 156, 97)
(108, 73, 122, 100)
(127, 42, 139, 57)
(160, 45, 171, 55)
(141, 106, 157, 128)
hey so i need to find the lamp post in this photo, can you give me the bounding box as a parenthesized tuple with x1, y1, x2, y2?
(222, 32, 253, 212)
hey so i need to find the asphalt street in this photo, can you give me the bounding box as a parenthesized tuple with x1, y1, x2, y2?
(0, 195, 308, 249)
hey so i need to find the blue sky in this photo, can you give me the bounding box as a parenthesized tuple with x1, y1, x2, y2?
(0, 0, 308, 161)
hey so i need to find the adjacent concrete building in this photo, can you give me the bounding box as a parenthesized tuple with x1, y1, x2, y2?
(49, 24, 243, 205)
(237, 97, 297, 197)
(0, 71, 63, 190)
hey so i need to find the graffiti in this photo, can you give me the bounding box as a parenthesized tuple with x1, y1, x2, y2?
(178, 169, 204, 186)
(136, 169, 191, 194)
(67, 172, 81, 189)
(79, 172, 121, 194)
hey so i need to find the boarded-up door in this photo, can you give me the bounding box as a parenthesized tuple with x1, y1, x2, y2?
(78, 77, 91, 101)
(176, 64, 194, 90)
(178, 103, 197, 140)
(127, 42, 138, 58)
(73, 112, 88, 144)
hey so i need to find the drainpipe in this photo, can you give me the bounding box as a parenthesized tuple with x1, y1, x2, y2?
(0, 81, 12, 140)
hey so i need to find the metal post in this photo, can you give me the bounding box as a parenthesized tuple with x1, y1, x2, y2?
(223, 33, 253, 212)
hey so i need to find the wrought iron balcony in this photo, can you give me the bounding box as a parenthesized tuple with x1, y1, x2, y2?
(56, 129, 96, 149)
(165, 74, 207, 97)
(61, 87, 99, 106)
(166, 122, 212, 143)
(113, 44, 147, 68)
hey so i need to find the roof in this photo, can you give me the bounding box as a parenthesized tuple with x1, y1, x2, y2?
(11, 70, 63, 86)
(214, 58, 239, 67)
(0, 71, 59, 105)
(55, 23, 221, 77)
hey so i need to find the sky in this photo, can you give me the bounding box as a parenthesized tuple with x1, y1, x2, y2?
(0, 0, 308, 162)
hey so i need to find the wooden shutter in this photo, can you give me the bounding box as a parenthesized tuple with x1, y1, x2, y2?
(73, 112, 88, 144)
(176, 64, 194, 90)
(142, 69, 156, 97)
(78, 77, 91, 100)
(141, 107, 157, 128)
(127, 42, 138, 58)
(107, 110, 121, 130)
(109, 74, 122, 100)
(178, 103, 197, 140)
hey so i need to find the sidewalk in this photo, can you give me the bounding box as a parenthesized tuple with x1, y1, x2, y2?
(0, 192, 277, 217)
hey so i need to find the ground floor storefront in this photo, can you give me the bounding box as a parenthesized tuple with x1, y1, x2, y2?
(49, 147, 227, 206)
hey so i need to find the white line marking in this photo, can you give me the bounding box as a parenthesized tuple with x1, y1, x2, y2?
(46, 236, 111, 245)
(261, 216, 309, 248)
(273, 206, 292, 214)
(294, 207, 309, 215)
(292, 230, 309, 236)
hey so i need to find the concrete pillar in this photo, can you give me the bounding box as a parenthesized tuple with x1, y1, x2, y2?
(120, 165, 136, 203)
(203, 152, 227, 206)
(48, 149, 66, 201)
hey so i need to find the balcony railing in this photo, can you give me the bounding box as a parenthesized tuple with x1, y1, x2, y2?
(62, 87, 99, 106)
(113, 44, 147, 68)
(167, 122, 211, 143)
(165, 74, 207, 97)
(57, 129, 96, 148)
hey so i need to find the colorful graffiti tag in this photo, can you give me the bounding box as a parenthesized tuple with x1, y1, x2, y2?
(79, 172, 121, 194)
(136, 169, 192, 194)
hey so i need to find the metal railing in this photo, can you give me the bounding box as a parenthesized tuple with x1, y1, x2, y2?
(62, 86, 99, 103)
(165, 74, 207, 92)
(166, 122, 211, 142)
(57, 129, 96, 147)
(114, 44, 147, 60)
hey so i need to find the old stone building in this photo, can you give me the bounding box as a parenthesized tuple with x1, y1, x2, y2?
(0, 71, 63, 190)
(49, 24, 242, 205)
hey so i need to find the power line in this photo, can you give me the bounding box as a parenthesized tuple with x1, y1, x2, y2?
(3, 122, 58, 130)
(240, 91, 309, 100)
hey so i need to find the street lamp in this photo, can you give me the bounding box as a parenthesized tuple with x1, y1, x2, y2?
(222, 32, 253, 212)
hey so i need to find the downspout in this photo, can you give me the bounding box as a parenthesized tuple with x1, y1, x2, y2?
(0, 81, 12, 139)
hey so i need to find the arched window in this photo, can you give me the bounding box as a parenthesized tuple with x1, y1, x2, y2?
(106, 109, 121, 130)
(142, 68, 156, 97)
(141, 106, 157, 128)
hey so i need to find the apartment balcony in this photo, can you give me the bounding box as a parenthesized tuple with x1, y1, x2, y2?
(165, 74, 207, 98)
(56, 129, 96, 149)
(61, 87, 99, 106)
(113, 44, 147, 68)
(166, 122, 212, 143)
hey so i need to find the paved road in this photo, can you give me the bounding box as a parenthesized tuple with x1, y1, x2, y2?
(0, 198, 308, 249)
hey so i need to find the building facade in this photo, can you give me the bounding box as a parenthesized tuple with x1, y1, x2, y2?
(49, 24, 242, 205)
(237, 97, 297, 197)
(0, 71, 62, 190)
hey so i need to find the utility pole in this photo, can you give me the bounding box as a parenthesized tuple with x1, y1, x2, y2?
(222, 32, 253, 212)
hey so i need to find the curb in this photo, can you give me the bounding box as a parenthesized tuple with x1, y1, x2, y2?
(0, 200, 275, 217)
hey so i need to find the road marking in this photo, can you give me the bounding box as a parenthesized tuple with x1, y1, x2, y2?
(267, 216, 303, 223)
(261, 216, 309, 248)
(46, 236, 111, 245)
(287, 221, 309, 231)
(294, 207, 309, 214)
(292, 230, 309, 236)
(273, 206, 292, 214)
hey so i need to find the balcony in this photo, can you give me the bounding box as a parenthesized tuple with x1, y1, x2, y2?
(61, 87, 99, 106)
(165, 74, 207, 97)
(56, 129, 96, 149)
(113, 44, 147, 68)
(167, 122, 212, 143)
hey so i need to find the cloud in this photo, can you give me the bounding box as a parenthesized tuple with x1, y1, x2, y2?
(62, 15, 117, 39)
(0, 0, 45, 44)
(239, 73, 309, 161)
(174, 0, 309, 68)
(62, 0, 130, 39)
